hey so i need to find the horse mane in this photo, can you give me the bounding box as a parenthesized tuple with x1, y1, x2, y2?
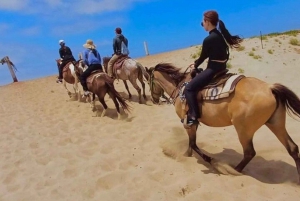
(102, 57, 111, 64)
(154, 63, 186, 85)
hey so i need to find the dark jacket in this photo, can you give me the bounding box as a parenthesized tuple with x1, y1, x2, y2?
(59, 46, 75, 61)
(113, 34, 128, 55)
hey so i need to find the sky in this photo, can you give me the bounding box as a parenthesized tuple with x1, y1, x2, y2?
(0, 0, 299, 85)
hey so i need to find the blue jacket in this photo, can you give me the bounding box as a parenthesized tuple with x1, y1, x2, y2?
(113, 34, 128, 55)
(83, 48, 102, 66)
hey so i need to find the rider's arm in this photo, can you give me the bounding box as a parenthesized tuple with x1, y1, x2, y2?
(194, 38, 209, 69)
(59, 48, 64, 59)
(83, 50, 89, 66)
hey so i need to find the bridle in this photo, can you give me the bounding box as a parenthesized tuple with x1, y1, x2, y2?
(149, 64, 193, 105)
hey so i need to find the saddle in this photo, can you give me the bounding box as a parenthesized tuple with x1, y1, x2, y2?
(113, 55, 131, 71)
(86, 70, 105, 85)
(179, 71, 245, 118)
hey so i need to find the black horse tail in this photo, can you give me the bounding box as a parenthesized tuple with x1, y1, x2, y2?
(103, 75, 131, 113)
(271, 83, 300, 119)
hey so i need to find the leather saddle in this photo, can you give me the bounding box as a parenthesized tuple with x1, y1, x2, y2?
(113, 55, 131, 70)
(180, 69, 245, 119)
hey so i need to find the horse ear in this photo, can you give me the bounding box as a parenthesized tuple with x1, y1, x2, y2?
(145, 67, 149, 72)
(78, 53, 82, 60)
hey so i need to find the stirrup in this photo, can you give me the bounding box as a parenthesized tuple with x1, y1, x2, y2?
(83, 91, 90, 96)
(181, 115, 199, 129)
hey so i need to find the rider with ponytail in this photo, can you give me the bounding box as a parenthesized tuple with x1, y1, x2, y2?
(183, 10, 243, 127)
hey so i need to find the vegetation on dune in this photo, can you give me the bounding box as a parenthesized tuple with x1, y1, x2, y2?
(190, 46, 202, 59)
(290, 38, 300, 46)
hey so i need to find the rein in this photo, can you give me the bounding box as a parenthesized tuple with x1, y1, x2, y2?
(150, 64, 193, 104)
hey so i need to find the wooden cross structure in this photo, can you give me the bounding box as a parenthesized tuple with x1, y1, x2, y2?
(0, 56, 18, 82)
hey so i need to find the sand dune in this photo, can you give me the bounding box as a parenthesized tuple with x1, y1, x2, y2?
(0, 32, 300, 200)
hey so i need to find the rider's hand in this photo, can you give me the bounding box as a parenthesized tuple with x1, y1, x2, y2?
(195, 68, 203, 73)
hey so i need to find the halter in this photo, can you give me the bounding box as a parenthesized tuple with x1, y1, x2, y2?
(149, 64, 193, 105)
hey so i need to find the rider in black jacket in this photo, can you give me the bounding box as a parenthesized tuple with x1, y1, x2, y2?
(57, 40, 76, 83)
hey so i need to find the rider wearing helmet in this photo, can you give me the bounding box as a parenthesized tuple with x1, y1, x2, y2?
(57, 40, 76, 83)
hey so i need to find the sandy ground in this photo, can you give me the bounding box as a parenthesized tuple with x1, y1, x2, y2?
(1, 33, 300, 201)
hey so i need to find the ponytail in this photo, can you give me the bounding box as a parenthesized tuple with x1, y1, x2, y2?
(219, 20, 243, 48)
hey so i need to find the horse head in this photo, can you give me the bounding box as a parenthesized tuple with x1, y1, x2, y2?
(77, 59, 88, 74)
(146, 66, 165, 104)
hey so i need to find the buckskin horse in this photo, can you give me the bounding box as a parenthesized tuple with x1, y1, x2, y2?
(55, 58, 81, 100)
(78, 60, 130, 119)
(146, 63, 300, 184)
(102, 56, 149, 104)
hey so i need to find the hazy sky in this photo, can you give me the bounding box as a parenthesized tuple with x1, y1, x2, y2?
(0, 0, 299, 85)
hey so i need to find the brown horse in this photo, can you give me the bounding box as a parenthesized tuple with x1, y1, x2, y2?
(102, 57, 149, 104)
(146, 63, 300, 184)
(78, 60, 130, 119)
(55, 58, 81, 100)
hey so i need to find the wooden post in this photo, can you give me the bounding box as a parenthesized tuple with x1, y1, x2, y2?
(144, 41, 149, 56)
(260, 31, 264, 49)
(5, 56, 18, 82)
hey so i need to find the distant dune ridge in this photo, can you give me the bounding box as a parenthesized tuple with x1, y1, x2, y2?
(0, 31, 300, 201)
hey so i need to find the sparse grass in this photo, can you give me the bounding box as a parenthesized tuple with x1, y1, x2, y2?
(289, 38, 300, 46)
(248, 51, 262, 59)
(253, 55, 262, 59)
(268, 30, 299, 37)
(252, 47, 256, 51)
(190, 46, 202, 59)
(261, 35, 268, 40)
(226, 62, 232, 69)
(236, 46, 245, 51)
(268, 49, 273, 54)
(250, 30, 299, 38)
(238, 68, 244, 74)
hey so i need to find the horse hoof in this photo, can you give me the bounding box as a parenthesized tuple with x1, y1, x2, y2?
(184, 150, 192, 157)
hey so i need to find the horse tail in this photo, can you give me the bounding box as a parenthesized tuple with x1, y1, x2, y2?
(103, 75, 131, 113)
(137, 62, 149, 81)
(271, 83, 300, 119)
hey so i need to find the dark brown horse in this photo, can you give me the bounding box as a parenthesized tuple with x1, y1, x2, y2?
(146, 63, 300, 184)
(102, 57, 149, 104)
(78, 60, 130, 119)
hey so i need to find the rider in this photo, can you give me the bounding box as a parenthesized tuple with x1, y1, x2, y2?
(183, 10, 243, 127)
(80, 39, 103, 96)
(57, 40, 76, 83)
(107, 27, 129, 79)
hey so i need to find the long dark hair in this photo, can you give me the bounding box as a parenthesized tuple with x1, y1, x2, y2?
(204, 10, 243, 48)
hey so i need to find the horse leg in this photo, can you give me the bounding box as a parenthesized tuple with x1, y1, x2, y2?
(138, 72, 147, 100)
(129, 78, 142, 104)
(98, 94, 108, 117)
(232, 121, 257, 172)
(265, 106, 300, 184)
(108, 91, 121, 120)
(63, 79, 72, 97)
(123, 80, 132, 99)
(185, 125, 212, 163)
(73, 79, 80, 101)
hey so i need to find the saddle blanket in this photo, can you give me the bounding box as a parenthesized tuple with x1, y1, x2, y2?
(179, 74, 245, 101)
